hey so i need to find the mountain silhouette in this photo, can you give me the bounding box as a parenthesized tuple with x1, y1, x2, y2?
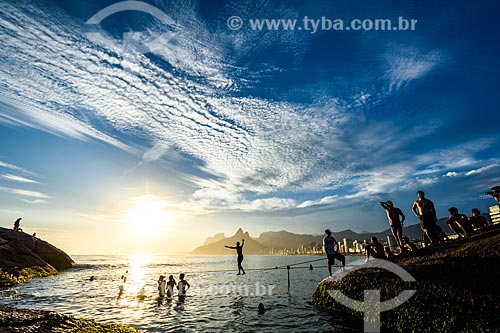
(191, 228, 267, 254)
(192, 214, 492, 254)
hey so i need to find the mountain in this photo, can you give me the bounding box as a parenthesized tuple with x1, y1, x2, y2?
(203, 232, 226, 245)
(191, 228, 268, 255)
(256, 230, 322, 250)
(193, 214, 493, 254)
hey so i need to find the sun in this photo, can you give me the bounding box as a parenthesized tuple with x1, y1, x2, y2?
(125, 195, 173, 237)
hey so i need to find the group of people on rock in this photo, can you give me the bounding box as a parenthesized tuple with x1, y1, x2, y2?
(380, 190, 491, 253)
(322, 188, 496, 273)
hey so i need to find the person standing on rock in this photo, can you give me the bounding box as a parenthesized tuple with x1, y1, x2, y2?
(323, 229, 345, 276)
(379, 201, 406, 253)
(412, 191, 439, 245)
(225, 239, 246, 275)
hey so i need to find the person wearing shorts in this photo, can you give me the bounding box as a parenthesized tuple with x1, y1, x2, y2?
(323, 229, 345, 276)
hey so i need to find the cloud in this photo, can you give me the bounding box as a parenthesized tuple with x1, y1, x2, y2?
(445, 172, 459, 177)
(298, 195, 339, 208)
(465, 163, 500, 176)
(0, 160, 36, 176)
(385, 47, 443, 92)
(0, 2, 494, 216)
(0, 186, 50, 199)
(1, 173, 39, 184)
(21, 198, 48, 204)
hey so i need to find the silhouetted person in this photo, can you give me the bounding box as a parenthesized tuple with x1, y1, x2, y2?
(137, 286, 147, 301)
(446, 207, 473, 238)
(166, 275, 176, 299)
(379, 201, 406, 253)
(485, 186, 500, 204)
(158, 275, 166, 297)
(434, 224, 449, 243)
(412, 191, 438, 245)
(323, 229, 345, 275)
(402, 236, 418, 252)
(225, 239, 246, 275)
(121, 270, 128, 283)
(469, 209, 489, 230)
(384, 246, 395, 259)
(365, 237, 386, 260)
(177, 273, 190, 302)
(258, 303, 267, 315)
(13, 218, 22, 232)
(89, 276, 95, 281)
(118, 285, 124, 298)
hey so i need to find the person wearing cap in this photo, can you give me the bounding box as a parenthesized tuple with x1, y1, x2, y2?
(469, 208, 489, 230)
(323, 229, 345, 276)
(446, 207, 473, 238)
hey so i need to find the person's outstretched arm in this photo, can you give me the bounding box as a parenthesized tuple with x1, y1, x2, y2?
(379, 202, 388, 210)
(225, 245, 236, 249)
(241, 239, 245, 247)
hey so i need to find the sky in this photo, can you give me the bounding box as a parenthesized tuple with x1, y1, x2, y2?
(0, 0, 499, 254)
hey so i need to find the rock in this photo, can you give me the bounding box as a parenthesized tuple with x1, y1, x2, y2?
(0, 227, 74, 271)
(0, 305, 138, 333)
(311, 225, 500, 332)
(0, 226, 74, 287)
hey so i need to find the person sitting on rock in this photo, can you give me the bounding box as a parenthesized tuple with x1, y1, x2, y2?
(365, 237, 386, 260)
(446, 207, 473, 238)
(13, 218, 22, 232)
(384, 246, 395, 259)
(469, 209, 489, 230)
(403, 237, 418, 252)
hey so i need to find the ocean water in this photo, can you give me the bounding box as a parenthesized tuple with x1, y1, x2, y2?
(0, 255, 364, 332)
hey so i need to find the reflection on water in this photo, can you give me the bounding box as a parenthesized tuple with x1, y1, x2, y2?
(0, 255, 362, 332)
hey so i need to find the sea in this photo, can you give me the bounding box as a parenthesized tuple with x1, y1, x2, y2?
(0, 255, 365, 332)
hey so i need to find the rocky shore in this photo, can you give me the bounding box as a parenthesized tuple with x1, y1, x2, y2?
(0, 226, 138, 332)
(0, 226, 74, 287)
(0, 306, 138, 333)
(311, 225, 500, 332)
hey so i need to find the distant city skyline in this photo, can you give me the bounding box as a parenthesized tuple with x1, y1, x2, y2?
(1, 0, 499, 254)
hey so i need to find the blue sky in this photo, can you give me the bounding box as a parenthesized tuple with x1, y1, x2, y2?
(0, 0, 499, 253)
